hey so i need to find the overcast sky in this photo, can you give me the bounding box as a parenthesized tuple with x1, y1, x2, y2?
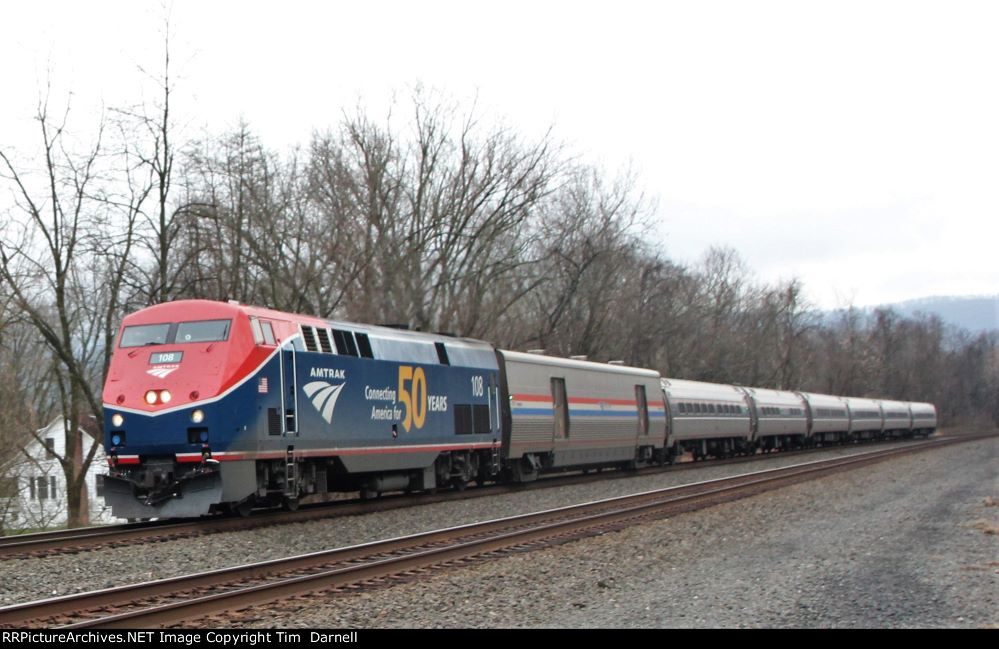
(2, 0, 996, 309)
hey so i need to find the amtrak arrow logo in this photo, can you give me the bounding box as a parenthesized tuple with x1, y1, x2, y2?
(303, 381, 345, 424)
(147, 366, 179, 379)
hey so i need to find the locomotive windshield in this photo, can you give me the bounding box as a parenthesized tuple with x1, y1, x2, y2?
(119, 319, 232, 347)
(176, 319, 231, 343)
(120, 324, 170, 347)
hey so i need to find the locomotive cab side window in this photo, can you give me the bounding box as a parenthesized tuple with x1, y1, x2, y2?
(260, 321, 276, 346)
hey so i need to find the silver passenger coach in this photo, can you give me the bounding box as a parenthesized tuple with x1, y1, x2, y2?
(501, 351, 666, 480)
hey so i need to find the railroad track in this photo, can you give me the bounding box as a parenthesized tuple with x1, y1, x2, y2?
(1, 433, 989, 629)
(0, 436, 943, 560)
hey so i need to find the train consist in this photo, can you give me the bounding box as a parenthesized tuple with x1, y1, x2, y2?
(101, 300, 938, 519)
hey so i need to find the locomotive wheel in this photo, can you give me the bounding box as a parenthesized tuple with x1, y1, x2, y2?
(282, 496, 300, 512)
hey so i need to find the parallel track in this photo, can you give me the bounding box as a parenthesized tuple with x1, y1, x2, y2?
(0, 436, 945, 560)
(1, 433, 990, 629)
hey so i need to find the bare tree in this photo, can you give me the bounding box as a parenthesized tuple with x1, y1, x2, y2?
(0, 311, 61, 533)
(176, 91, 564, 340)
(106, 9, 189, 306)
(0, 93, 106, 527)
(402, 92, 561, 338)
(524, 166, 650, 356)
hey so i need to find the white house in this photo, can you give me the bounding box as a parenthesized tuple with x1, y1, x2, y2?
(0, 417, 117, 532)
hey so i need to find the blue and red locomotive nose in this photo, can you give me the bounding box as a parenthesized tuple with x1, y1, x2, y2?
(102, 300, 282, 460)
(103, 349, 285, 461)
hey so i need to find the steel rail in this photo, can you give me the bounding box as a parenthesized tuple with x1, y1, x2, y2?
(1, 433, 989, 629)
(0, 436, 942, 560)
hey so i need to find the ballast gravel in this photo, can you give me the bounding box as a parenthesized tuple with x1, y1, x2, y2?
(0, 443, 912, 604)
(1, 437, 995, 628)
(237, 436, 998, 629)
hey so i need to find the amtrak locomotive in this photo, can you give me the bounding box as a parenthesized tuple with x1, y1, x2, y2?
(102, 300, 937, 519)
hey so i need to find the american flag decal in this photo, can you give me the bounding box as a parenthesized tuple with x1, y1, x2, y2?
(258, 377, 269, 393)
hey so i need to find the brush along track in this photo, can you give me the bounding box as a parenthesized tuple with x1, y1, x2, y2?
(0, 434, 988, 629)
(0, 436, 942, 560)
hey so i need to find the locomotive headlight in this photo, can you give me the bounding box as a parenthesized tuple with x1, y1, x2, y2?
(191, 409, 205, 424)
(159, 389, 172, 404)
(111, 413, 124, 428)
(111, 434, 122, 446)
(144, 390, 158, 405)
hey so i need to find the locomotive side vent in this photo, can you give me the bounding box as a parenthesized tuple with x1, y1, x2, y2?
(473, 404, 491, 434)
(268, 408, 281, 436)
(356, 333, 374, 358)
(435, 342, 450, 365)
(454, 405, 473, 435)
(316, 328, 334, 354)
(301, 325, 318, 352)
(332, 329, 359, 356)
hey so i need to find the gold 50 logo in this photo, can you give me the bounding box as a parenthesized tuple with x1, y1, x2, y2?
(398, 366, 427, 432)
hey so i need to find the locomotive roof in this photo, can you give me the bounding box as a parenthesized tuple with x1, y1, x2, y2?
(129, 299, 495, 350)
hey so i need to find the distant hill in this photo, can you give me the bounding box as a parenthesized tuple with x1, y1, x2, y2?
(878, 295, 999, 334)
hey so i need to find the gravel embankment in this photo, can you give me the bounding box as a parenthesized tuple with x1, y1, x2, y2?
(0, 441, 931, 605)
(230, 436, 998, 628)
